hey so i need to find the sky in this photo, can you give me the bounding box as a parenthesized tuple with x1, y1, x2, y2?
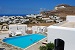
(0, 0, 75, 15)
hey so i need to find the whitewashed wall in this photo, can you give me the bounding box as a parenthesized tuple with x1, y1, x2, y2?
(32, 26, 47, 34)
(9, 25, 27, 35)
(18, 25, 27, 35)
(32, 26, 38, 34)
(66, 15, 75, 22)
(47, 26, 75, 50)
(9, 25, 17, 32)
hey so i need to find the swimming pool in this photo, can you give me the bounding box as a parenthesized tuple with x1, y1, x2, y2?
(3, 34, 46, 49)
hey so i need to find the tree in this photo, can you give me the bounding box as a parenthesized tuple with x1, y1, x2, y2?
(39, 46, 47, 50)
(46, 42, 54, 50)
(39, 42, 54, 50)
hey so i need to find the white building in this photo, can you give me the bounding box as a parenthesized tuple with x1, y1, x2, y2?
(9, 16, 16, 19)
(9, 24, 27, 36)
(26, 14, 42, 18)
(0, 17, 9, 22)
(47, 15, 75, 50)
(32, 26, 47, 34)
(42, 18, 50, 20)
(21, 19, 29, 23)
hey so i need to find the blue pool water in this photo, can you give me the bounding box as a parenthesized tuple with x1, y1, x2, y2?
(3, 34, 46, 49)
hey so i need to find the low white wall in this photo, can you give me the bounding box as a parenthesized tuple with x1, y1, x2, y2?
(32, 26, 47, 34)
(66, 15, 75, 22)
(9, 25, 17, 32)
(9, 25, 27, 35)
(47, 26, 75, 50)
(32, 26, 38, 34)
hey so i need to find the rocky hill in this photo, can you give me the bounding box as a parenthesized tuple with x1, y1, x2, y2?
(41, 4, 75, 19)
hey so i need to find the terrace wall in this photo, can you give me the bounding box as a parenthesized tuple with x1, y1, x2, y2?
(47, 26, 75, 50)
(66, 15, 75, 22)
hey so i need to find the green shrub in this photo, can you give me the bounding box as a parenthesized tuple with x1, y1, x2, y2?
(39, 46, 47, 50)
(39, 42, 54, 50)
(46, 42, 54, 50)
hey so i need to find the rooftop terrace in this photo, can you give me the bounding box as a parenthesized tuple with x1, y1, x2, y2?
(60, 22, 75, 28)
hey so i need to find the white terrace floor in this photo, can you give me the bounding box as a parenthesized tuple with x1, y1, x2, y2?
(60, 22, 75, 28)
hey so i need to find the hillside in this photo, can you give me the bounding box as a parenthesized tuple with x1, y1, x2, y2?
(41, 4, 75, 19)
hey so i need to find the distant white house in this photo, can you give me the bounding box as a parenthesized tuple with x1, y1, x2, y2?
(49, 16, 60, 20)
(55, 5, 66, 10)
(8, 20, 13, 24)
(42, 18, 50, 20)
(47, 15, 75, 50)
(0, 17, 9, 22)
(46, 19, 54, 23)
(26, 14, 42, 18)
(9, 24, 27, 36)
(20, 19, 29, 23)
(9, 16, 16, 19)
(16, 16, 23, 18)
